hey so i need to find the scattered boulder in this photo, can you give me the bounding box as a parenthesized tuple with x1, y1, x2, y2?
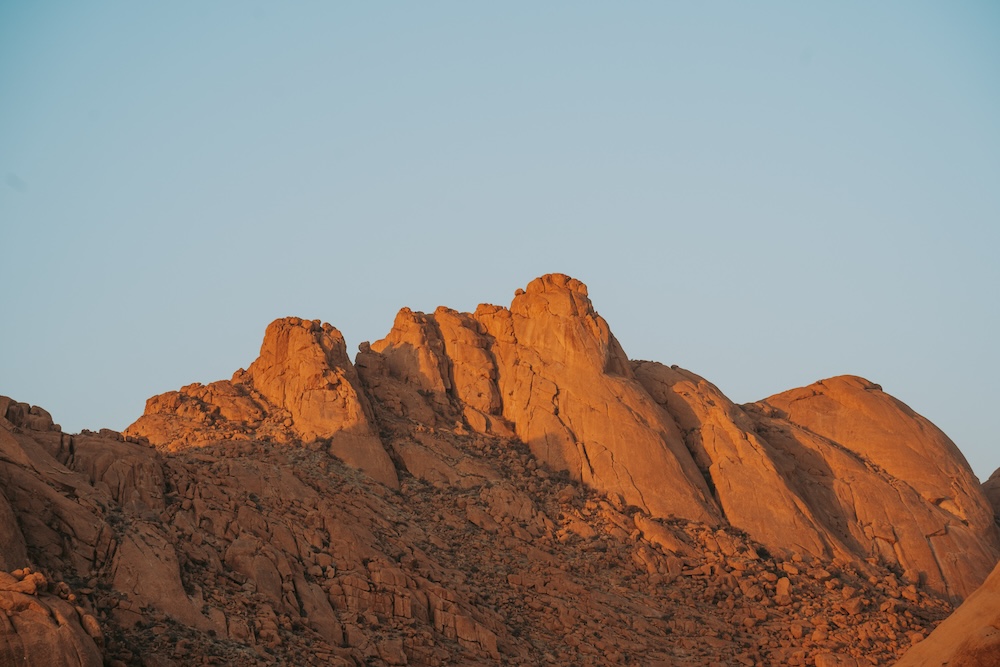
(1, 274, 995, 665)
(896, 559, 1000, 666)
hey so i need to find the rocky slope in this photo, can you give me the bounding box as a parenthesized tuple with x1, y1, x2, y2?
(1, 274, 996, 666)
(895, 553, 1000, 667)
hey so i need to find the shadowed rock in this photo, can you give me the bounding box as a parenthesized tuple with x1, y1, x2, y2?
(127, 317, 398, 488)
(0, 273, 997, 665)
(896, 559, 1000, 666)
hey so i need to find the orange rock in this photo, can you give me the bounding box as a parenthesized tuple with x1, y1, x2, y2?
(0, 590, 104, 667)
(473, 274, 719, 523)
(127, 318, 399, 488)
(633, 362, 839, 559)
(982, 467, 1000, 519)
(5, 275, 998, 666)
(896, 559, 1000, 666)
(757, 377, 1000, 600)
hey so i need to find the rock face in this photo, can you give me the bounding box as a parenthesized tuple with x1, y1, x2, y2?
(127, 317, 398, 488)
(896, 559, 1000, 666)
(0, 571, 103, 667)
(1, 273, 997, 666)
(357, 274, 718, 524)
(983, 467, 1000, 520)
(633, 365, 1000, 601)
(754, 376, 998, 601)
(355, 274, 998, 601)
(633, 362, 840, 559)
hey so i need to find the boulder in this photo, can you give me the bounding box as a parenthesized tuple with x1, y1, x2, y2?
(633, 362, 841, 559)
(757, 377, 1000, 600)
(896, 559, 1000, 666)
(471, 274, 719, 523)
(0, 588, 103, 667)
(127, 317, 399, 488)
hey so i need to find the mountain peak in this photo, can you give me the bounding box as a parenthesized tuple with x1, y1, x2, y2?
(7, 274, 997, 665)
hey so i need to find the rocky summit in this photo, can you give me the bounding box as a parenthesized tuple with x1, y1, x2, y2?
(1, 273, 997, 667)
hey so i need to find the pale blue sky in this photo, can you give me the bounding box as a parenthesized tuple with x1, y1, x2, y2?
(2, 3, 998, 479)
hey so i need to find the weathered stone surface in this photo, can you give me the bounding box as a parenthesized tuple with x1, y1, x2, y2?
(629, 363, 1000, 601)
(634, 362, 840, 559)
(0, 486, 27, 572)
(0, 385, 970, 667)
(115, 521, 226, 633)
(896, 559, 1000, 667)
(755, 377, 1000, 600)
(127, 317, 399, 488)
(983, 467, 1000, 520)
(0, 584, 103, 667)
(472, 274, 719, 523)
(2, 275, 997, 666)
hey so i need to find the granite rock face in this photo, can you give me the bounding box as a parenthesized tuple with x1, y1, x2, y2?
(127, 317, 398, 488)
(358, 274, 718, 525)
(355, 274, 998, 600)
(983, 467, 1000, 520)
(753, 376, 998, 601)
(896, 558, 1000, 667)
(1, 273, 997, 665)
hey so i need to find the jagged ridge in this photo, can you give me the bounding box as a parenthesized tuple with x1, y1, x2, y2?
(1, 274, 998, 666)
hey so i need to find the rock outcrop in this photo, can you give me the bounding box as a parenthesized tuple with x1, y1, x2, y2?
(983, 467, 1000, 521)
(354, 274, 998, 600)
(633, 362, 841, 559)
(0, 569, 103, 667)
(358, 274, 719, 524)
(896, 559, 1000, 666)
(127, 317, 398, 488)
(1, 273, 997, 666)
(753, 376, 999, 601)
(633, 365, 1000, 601)
(0, 394, 963, 666)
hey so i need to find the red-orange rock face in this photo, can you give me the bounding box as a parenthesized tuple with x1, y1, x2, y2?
(896, 559, 1000, 666)
(357, 273, 719, 524)
(632, 362, 1000, 601)
(633, 362, 840, 560)
(754, 376, 999, 600)
(127, 317, 398, 488)
(984, 467, 1000, 519)
(355, 275, 998, 600)
(2, 273, 997, 665)
(477, 275, 719, 524)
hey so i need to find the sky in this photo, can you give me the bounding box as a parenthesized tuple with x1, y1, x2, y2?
(2, 2, 998, 480)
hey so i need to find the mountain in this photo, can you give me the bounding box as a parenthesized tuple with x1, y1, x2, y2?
(0, 274, 996, 666)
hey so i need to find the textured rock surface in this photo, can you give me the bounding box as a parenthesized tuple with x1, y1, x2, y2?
(1, 273, 997, 665)
(0, 570, 103, 667)
(631, 363, 1000, 601)
(983, 467, 1000, 520)
(476, 275, 718, 524)
(896, 559, 1000, 667)
(633, 362, 841, 559)
(358, 274, 718, 524)
(1, 394, 965, 665)
(755, 377, 999, 600)
(127, 317, 398, 488)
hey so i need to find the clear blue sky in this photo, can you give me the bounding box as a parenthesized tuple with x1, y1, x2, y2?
(2, 3, 998, 480)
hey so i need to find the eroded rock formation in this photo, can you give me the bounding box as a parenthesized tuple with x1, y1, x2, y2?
(896, 558, 1000, 666)
(0, 273, 996, 666)
(357, 274, 718, 525)
(983, 467, 1000, 521)
(127, 317, 398, 488)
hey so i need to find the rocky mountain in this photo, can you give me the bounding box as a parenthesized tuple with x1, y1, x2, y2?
(1, 274, 997, 666)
